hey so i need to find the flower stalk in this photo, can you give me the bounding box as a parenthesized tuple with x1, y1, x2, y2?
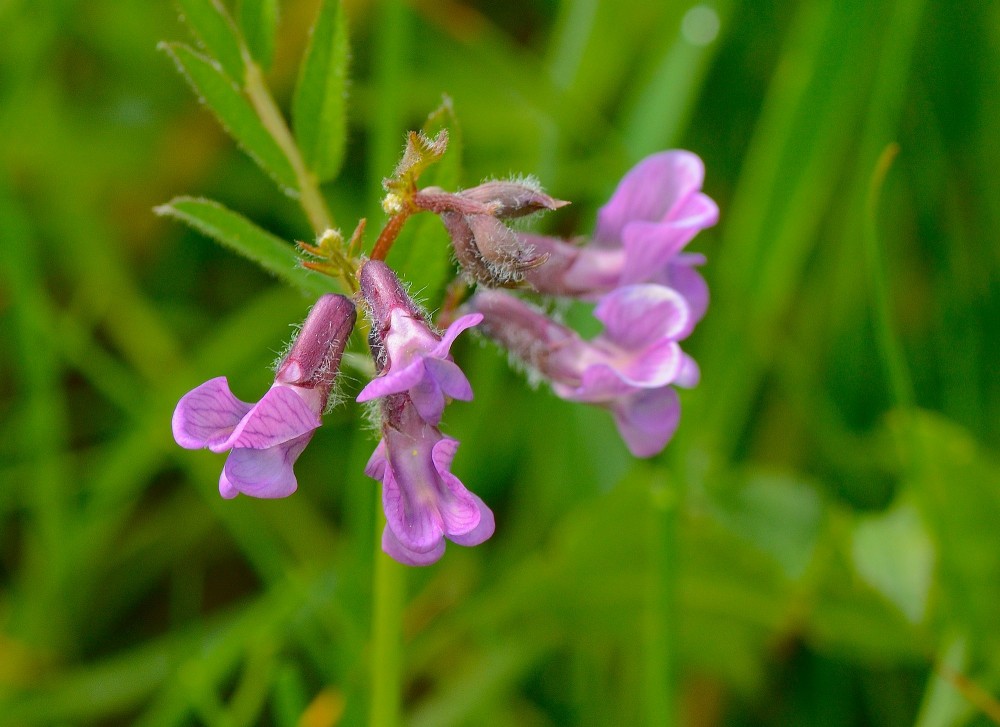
(370, 509, 406, 727)
(243, 59, 334, 236)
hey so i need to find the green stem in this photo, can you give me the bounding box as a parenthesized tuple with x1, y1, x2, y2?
(370, 508, 406, 727)
(643, 474, 678, 726)
(243, 60, 333, 236)
(863, 142, 913, 410)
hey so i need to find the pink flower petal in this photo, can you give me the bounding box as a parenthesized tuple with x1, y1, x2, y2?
(424, 357, 473, 401)
(382, 526, 446, 566)
(559, 365, 634, 402)
(594, 284, 690, 349)
(356, 361, 427, 404)
(172, 377, 252, 450)
(222, 431, 313, 498)
(672, 191, 719, 229)
(221, 385, 321, 452)
(432, 313, 482, 357)
(614, 339, 683, 388)
(364, 439, 389, 480)
(610, 387, 681, 458)
(449, 495, 495, 546)
(618, 193, 716, 286)
(380, 448, 445, 554)
(595, 151, 706, 244)
(619, 221, 692, 286)
(406, 374, 445, 425)
(430, 438, 482, 537)
(219, 469, 239, 500)
(674, 354, 701, 389)
(660, 257, 709, 337)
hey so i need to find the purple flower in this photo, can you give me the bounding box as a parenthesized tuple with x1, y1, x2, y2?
(172, 294, 356, 498)
(469, 286, 695, 457)
(366, 394, 495, 565)
(357, 260, 481, 425)
(522, 150, 717, 334)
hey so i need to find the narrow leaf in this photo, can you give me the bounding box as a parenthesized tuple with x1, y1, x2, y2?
(155, 197, 333, 296)
(238, 0, 279, 70)
(175, 0, 247, 84)
(292, 0, 350, 182)
(160, 42, 298, 193)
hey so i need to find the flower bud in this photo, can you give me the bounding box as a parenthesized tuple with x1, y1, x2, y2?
(415, 180, 565, 287)
(438, 210, 548, 287)
(276, 294, 357, 397)
(457, 179, 568, 219)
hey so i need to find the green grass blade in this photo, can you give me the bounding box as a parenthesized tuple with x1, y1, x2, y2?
(175, 0, 247, 84)
(693, 0, 881, 458)
(622, 2, 731, 158)
(0, 187, 72, 650)
(237, 0, 278, 70)
(155, 196, 335, 296)
(292, 0, 350, 183)
(160, 42, 298, 193)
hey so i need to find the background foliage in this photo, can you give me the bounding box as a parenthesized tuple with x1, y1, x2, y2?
(1, 0, 998, 725)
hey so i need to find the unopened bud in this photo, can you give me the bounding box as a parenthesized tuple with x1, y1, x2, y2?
(458, 179, 568, 219)
(276, 294, 357, 404)
(433, 208, 548, 287)
(359, 259, 422, 328)
(464, 213, 547, 275)
(440, 211, 496, 285)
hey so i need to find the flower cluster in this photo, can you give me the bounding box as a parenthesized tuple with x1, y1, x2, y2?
(461, 151, 717, 456)
(171, 149, 715, 565)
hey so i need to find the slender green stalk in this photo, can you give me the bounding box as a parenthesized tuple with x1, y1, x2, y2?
(370, 508, 406, 727)
(642, 474, 678, 726)
(243, 59, 334, 236)
(863, 143, 913, 409)
(367, 8, 410, 717)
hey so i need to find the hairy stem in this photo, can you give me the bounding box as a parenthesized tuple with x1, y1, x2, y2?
(243, 60, 334, 236)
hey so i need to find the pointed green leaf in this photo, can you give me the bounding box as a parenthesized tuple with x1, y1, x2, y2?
(238, 0, 279, 70)
(175, 0, 247, 84)
(292, 0, 350, 182)
(902, 411, 1000, 636)
(852, 499, 934, 623)
(160, 42, 298, 193)
(155, 197, 333, 296)
(707, 473, 824, 580)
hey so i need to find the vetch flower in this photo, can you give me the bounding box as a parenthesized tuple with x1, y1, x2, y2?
(523, 150, 716, 334)
(357, 260, 481, 425)
(415, 180, 566, 286)
(469, 286, 696, 457)
(172, 294, 356, 498)
(367, 393, 495, 565)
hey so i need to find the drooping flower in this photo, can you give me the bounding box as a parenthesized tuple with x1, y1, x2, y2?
(469, 286, 696, 457)
(357, 259, 481, 425)
(415, 180, 566, 286)
(172, 294, 356, 498)
(366, 393, 495, 565)
(522, 150, 716, 334)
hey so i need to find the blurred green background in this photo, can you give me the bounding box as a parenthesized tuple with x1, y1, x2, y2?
(1, 0, 998, 725)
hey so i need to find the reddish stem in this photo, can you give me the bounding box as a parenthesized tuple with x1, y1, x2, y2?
(370, 210, 413, 261)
